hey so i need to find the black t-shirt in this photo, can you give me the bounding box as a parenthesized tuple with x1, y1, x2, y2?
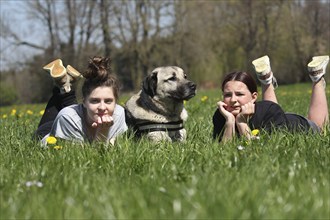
(212, 100, 311, 141)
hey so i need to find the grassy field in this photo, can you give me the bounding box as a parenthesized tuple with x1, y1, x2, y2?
(0, 83, 329, 219)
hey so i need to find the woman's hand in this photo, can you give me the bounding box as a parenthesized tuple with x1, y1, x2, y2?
(91, 115, 114, 141)
(236, 102, 255, 139)
(217, 101, 235, 123)
(217, 101, 236, 142)
(91, 115, 114, 128)
(236, 102, 255, 123)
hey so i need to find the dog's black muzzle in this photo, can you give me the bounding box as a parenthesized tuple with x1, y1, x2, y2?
(170, 81, 197, 101)
(184, 81, 197, 100)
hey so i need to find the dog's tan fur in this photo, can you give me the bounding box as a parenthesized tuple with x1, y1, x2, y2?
(125, 66, 196, 142)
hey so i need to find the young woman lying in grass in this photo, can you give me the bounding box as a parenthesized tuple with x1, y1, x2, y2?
(213, 55, 329, 142)
(35, 56, 127, 145)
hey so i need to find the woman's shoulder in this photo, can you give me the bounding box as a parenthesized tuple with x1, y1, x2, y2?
(114, 104, 125, 114)
(212, 107, 220, 118)
(256, 100, 280, 107)
(253, 100, 286, 122)
(253, 100, 285, 119)
(251, 100, 287, 131)
(255, 100, 284, 112)
(212, 108, 225, 124)
(57, 104, 84, 118)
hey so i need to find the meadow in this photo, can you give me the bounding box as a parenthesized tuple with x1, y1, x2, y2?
(0, 83, 329, 219)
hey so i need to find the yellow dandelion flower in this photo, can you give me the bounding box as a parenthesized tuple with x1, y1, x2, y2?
(11, 109, 17, 116)
(46, 136, 57, 145)
(18, 113, 23, 118)
(53, 145, 63, 150)
(26, 110, 33, 115)
(183, 100, 187, 105)
(201, 96, 208, 102)
(39, 110, 45, 116)
(2, 114, 8, 119)
(251, 129, 259, 136)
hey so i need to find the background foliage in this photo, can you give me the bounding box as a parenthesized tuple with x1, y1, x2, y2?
(0, 0, 330, 105)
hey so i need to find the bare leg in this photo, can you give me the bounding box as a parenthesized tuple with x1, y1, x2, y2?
(260, 77, 278, 104)
(252, 56, 278, 103)
(307, 55, 329, 130)
(308, 78, 328, 129)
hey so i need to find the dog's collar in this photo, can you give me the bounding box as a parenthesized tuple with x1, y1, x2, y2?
(136, 120, 184, 133)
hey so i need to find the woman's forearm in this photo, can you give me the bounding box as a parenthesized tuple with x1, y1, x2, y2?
(95, 128, 110, 141)
(221, 122, 235, 142)
(236, 122, 252, 139)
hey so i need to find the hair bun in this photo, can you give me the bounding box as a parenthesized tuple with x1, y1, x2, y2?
(83, 56, 111, 81)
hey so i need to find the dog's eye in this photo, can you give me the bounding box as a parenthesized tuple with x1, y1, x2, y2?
(167, 76, 176, 81)
(184, 74, 187, 79)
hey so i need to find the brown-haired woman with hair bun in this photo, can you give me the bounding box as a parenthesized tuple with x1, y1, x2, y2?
(35, 56, 127, 145)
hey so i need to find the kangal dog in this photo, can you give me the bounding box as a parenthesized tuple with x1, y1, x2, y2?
(125, 66, 197, 142)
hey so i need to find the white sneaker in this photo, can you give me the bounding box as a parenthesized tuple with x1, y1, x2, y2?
(252, 55, 277, 87)
(307, 55, 329, 82)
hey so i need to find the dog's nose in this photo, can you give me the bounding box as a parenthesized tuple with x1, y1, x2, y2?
(189, 82, 197, 90)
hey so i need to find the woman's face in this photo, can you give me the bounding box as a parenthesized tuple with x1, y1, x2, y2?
(222, 81, 257, 116)
(83, 86, 116, 126)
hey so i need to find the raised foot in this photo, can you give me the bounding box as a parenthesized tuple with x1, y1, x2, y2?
(43, 59, 66, 78)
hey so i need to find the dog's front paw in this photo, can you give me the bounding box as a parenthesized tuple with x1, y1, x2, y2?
(168, 129, 187, 142)
(147, 131, 172, 143)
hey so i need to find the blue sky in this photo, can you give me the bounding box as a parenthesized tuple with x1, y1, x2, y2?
(0, 0, 45, 71)
(0, 0, 174, 71)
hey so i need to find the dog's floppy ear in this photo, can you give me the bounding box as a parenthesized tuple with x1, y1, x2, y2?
(142, 71, 158, 97)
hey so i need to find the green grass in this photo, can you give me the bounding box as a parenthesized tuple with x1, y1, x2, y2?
(0, 83, 329, 219)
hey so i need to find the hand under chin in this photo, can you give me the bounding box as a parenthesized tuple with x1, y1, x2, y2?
(229, 109, 240, 116)
(91, 115, 114, 128)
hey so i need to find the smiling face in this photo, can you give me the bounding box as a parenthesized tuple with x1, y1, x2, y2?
(83, 86, 116, 126)
(222, 81, 257, 116)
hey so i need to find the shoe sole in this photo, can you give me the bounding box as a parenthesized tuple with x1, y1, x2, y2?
(308, 55, 329, 69)
(252, 55, 270, 75)
(43, 59, 66, 78)
(66, 65, 81, 78)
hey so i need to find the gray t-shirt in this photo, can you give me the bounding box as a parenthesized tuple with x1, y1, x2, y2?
(41, 104, 127, 144)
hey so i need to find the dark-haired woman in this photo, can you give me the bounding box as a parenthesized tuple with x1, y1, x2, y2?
(35, 57, 127, 145)
(213, 55, 329, 142)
